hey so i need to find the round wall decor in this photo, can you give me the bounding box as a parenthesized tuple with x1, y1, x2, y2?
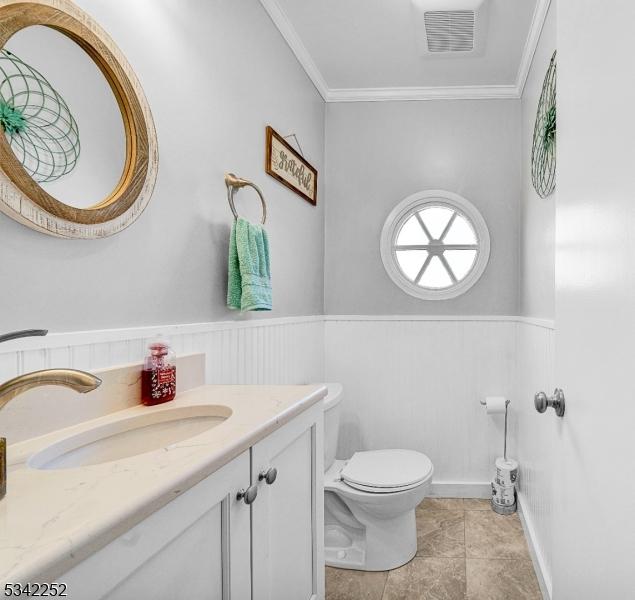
(531, 50, 556, 199)
(0, 48, 81, 184)
(0, 0, 158, 238)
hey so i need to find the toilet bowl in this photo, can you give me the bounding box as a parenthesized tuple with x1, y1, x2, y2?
(322, 383, 434, 571)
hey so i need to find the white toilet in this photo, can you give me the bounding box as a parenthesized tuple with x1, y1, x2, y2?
(323, 383, 434, 572)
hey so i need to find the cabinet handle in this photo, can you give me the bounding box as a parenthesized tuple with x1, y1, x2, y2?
(258, 467, 278, 485)
(236, 485, 258, 505)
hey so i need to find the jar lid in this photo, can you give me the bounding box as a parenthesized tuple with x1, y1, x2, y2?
(148, 337, 170, 354)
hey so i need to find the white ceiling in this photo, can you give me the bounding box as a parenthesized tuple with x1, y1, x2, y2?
(260, 0, 550, 101)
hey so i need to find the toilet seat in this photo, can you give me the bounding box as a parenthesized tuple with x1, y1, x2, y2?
(340, 449, 433, 494)
(341, 478, 425, 494)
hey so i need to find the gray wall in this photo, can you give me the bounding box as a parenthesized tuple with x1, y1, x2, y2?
(520, 4, 556, 319)
(0, 0, 325, 332)
(324, 100, 520, 315)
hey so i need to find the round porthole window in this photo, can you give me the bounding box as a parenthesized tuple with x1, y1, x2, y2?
(380, 190, 490, 300)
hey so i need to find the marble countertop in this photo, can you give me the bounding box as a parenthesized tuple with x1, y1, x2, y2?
(0, 384, 326, 584)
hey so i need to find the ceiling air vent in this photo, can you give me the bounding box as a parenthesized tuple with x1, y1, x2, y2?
(412, 0, 488, 57)
(424, 10, 475, 53)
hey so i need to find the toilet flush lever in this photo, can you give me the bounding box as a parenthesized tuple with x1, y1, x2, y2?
(259, 467, 278, 485)
(534, 388, 565, 417)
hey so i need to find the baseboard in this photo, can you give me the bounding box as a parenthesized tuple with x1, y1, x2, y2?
(517, 492, 552, 600)
(429, 481, 490, 499)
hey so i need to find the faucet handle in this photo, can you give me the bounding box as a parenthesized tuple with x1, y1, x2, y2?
(0, 330, 48, 344)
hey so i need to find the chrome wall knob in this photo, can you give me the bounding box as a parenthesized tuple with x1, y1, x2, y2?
(534, 388, 565, 417)
(236, 485, 258, 505)
(259, 467, 278, 485)
(534, 392, 549, 413)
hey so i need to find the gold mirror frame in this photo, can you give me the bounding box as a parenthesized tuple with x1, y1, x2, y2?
(0, 0, 158, 238)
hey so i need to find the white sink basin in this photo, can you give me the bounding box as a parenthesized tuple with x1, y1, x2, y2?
(28, 405, 232, 470)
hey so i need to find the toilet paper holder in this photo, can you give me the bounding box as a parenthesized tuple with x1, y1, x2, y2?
(534, 388, 565, 417)
(480, 397, 511, 460)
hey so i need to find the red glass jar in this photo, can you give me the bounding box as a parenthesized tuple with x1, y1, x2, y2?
(141, 339, 176, 406)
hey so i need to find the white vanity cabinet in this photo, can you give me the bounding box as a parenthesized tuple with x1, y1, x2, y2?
(62, 450, 252, 600)
(59, 401, 324, 600)
(251, 403, 324, 600)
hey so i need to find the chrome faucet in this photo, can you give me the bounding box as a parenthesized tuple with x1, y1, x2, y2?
(0, 330, 102, 501)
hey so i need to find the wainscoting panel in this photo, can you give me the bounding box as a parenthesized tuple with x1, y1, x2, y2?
(1, 314, 555, 594)
(514, 319, 557, 598)
(324, 317, 516, 485)
(0, 316, 325, 386)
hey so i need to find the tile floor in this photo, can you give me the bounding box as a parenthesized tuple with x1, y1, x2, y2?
(325, 498, 542, 600)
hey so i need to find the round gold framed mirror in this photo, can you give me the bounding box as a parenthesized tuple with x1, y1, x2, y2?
(0, 0, 158, 238)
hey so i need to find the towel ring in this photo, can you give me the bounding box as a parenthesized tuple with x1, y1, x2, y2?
(225, 173, 267, 225)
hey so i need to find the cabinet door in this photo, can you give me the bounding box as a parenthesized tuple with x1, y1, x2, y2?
(251, 403, 324, 600)
(61, 451, 252, 600)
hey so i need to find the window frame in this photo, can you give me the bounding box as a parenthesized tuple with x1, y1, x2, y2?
(380, 190, 490, 300)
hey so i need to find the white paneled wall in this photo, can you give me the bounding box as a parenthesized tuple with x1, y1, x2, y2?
(0, 313, 554, 590)
(324, 317, 516, 493)
(514, 320, 556, 598)
(0, 317, 324, 387)
(324, 315, 556, 590)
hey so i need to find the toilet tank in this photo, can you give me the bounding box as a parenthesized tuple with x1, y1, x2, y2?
(322, 383, 343, 471)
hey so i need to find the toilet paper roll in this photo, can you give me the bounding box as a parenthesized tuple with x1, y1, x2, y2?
(496, 457, 519, 472)
(491, 481, 516, 506)
(495, 457, 519, 486)
(483, 396, 508, 414)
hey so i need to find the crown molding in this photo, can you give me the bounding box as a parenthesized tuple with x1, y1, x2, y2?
(260, 0, 551, 103)
(515, 0, 552, 96)
(259, 0, 329, 100)
(327, 85, 519, 103)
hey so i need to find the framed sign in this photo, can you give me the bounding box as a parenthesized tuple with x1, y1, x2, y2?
(265, 126, 317, 205)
